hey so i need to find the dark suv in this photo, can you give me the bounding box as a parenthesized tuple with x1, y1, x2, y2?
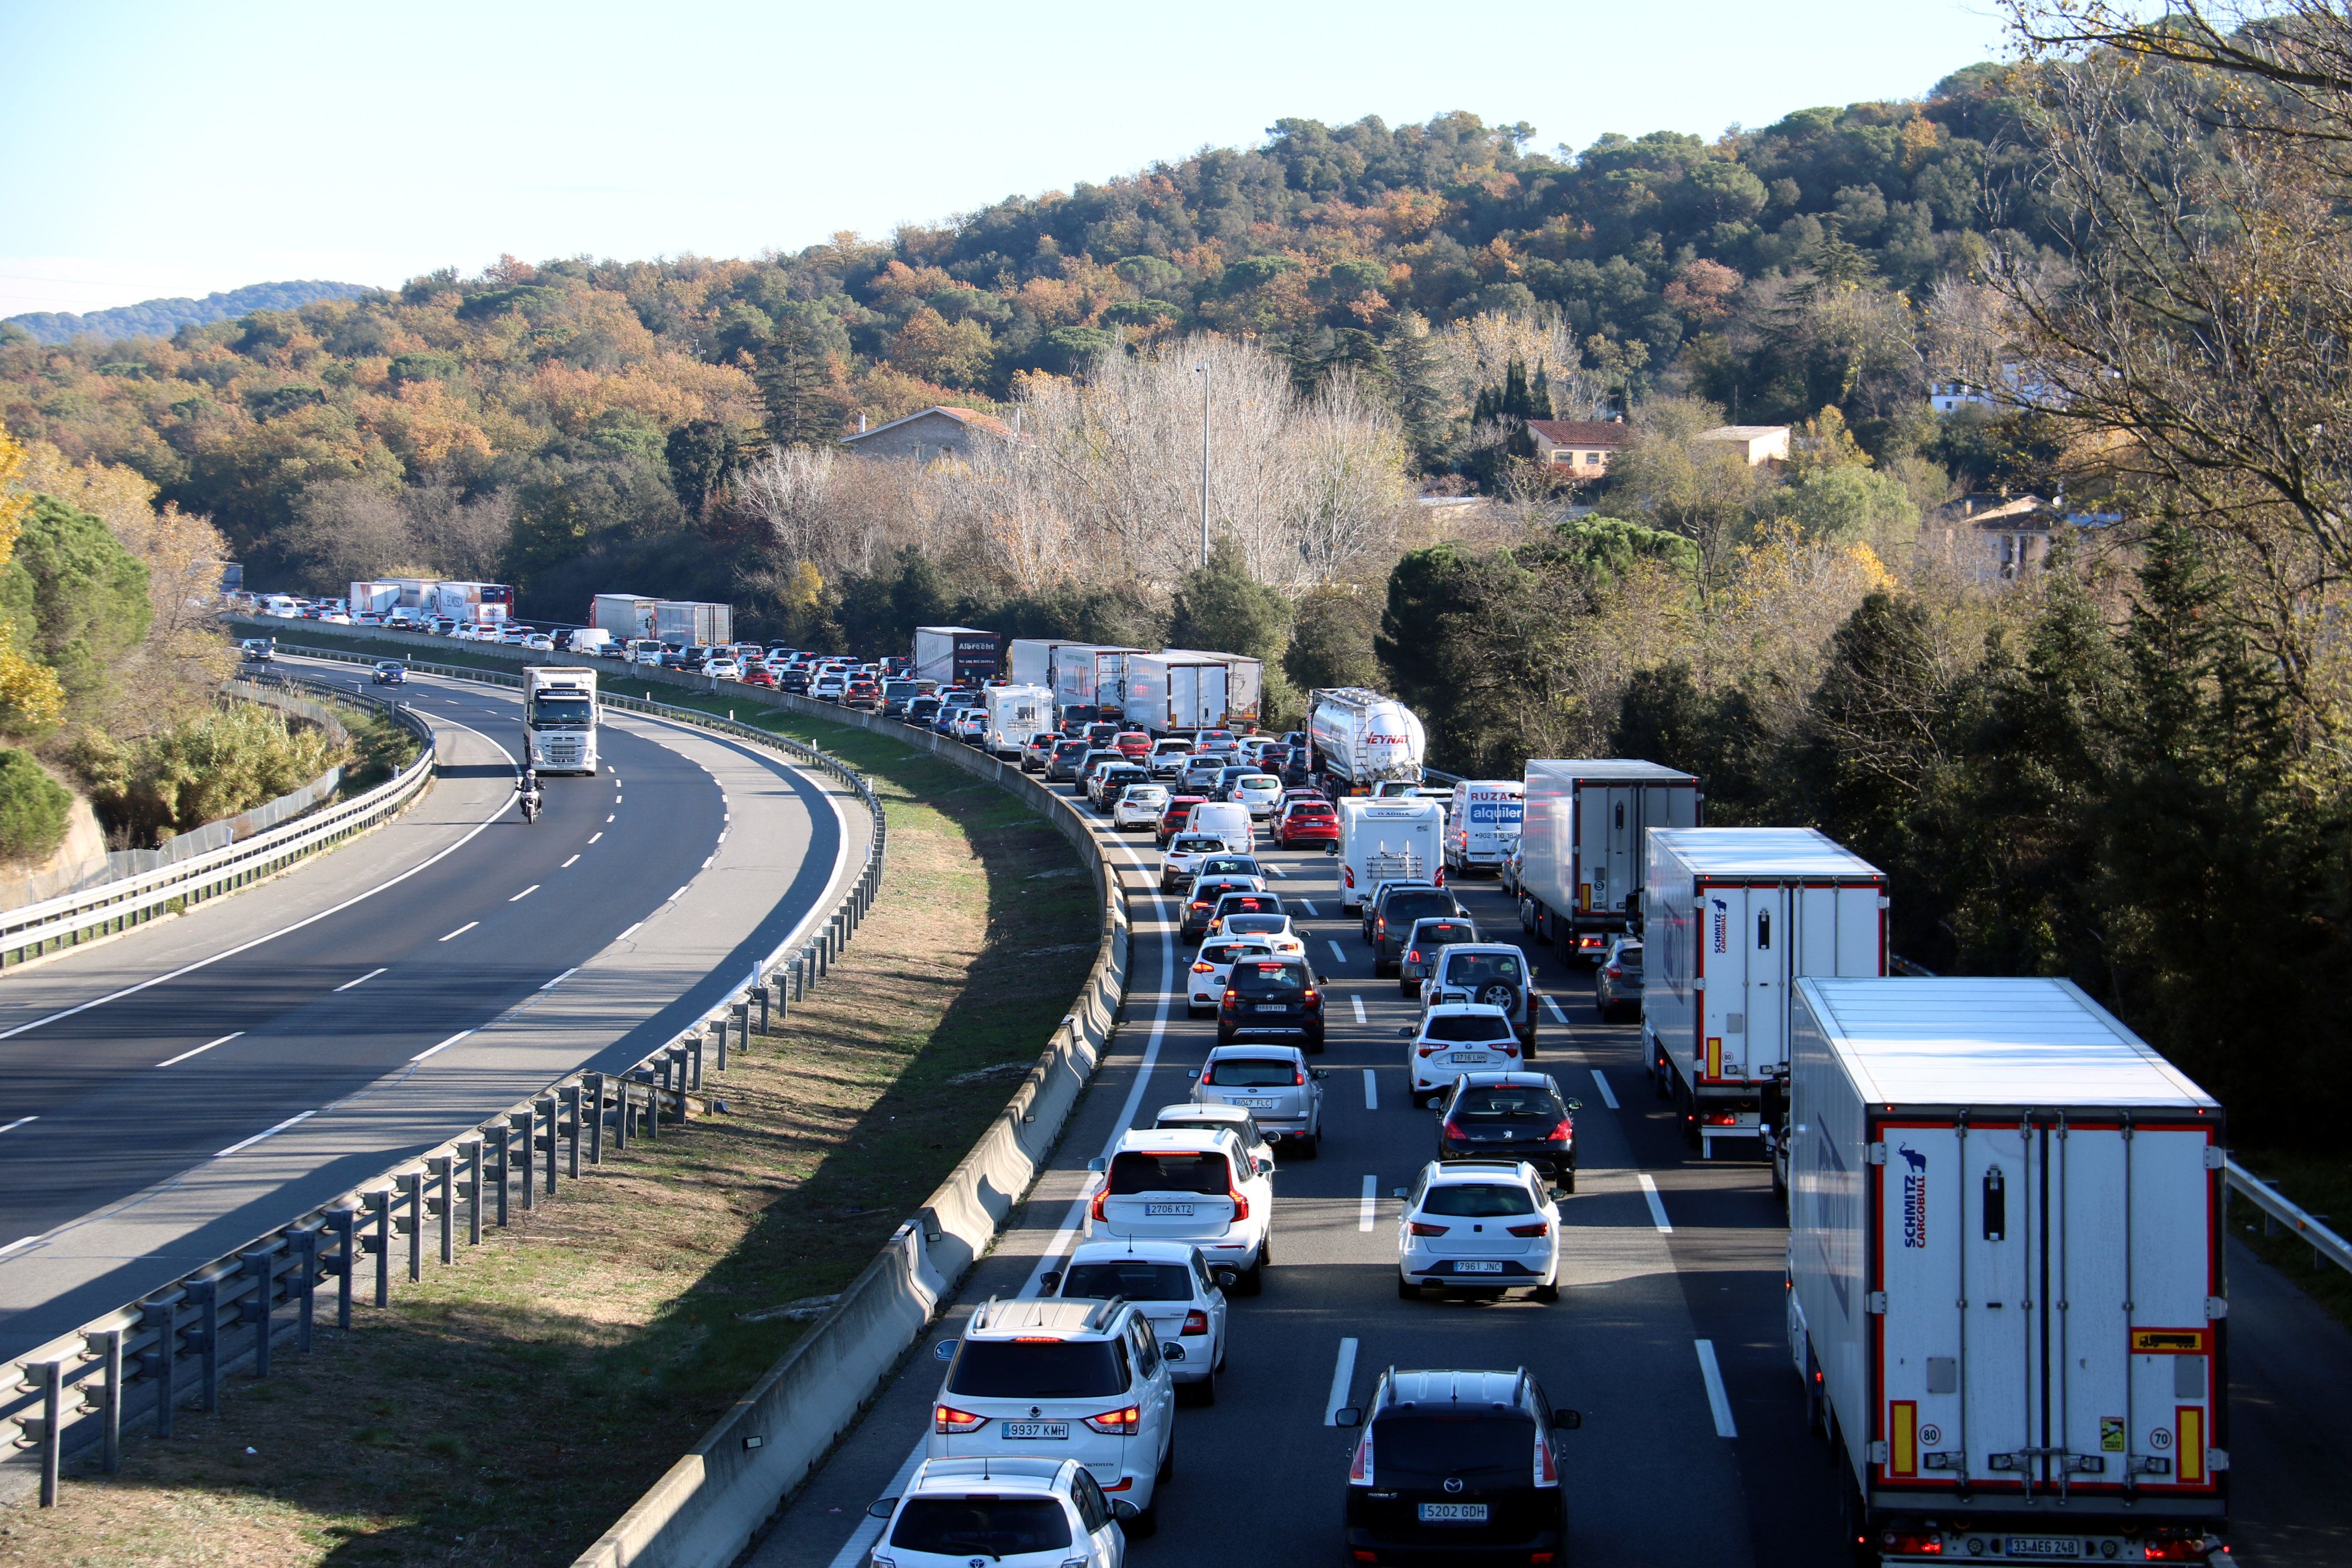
(1369, 885, 1468, 978)
(1435, 1072, 1582, 1189)
(1217, 955, 1324, 1051)
(1337, 1366, 1579, 1564)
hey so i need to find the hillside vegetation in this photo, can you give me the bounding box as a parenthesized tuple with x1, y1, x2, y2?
(6, 281, 372, 346)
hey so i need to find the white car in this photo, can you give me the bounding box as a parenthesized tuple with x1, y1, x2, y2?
(1147, 738, 1194, 777)
(868, 1455, 1128, 1567)
(1112, 783, 1168, 830)
(1225, 774, 1283, 818)
(631, 642, 666, 666)
(1151, 1101, 1275, 1165)
(704, 656, 742, 680)
(1403, 1003, 1524, 1106)
(1204, 911, 1304, 958)
(522, 633, 555, 652)
(812, 674, 847, 701)
(1189, 1044, 1325, 1156)
(928, 1298, 1176, 1536)
(1159, 834, 1232, 892)
(1187, 935, 1275, 1016)
(1042, 1240, 1232, 1402)
(1087, 1127, 1273, 1294)
(1397, 1159, 1561, 1302)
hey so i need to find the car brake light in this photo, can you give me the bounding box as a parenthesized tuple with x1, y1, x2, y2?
(1507, 1219, 1550, 1237)
(1292, 1066, 1306, 1085)
(1090, 1185, 1108, 1223)
(1535, 1426, 1559, 1487)
(935, 1404, 987, 1433)
(1192, 901, 1212, 911)
(1407, 949, 1420, 963)
(1545, 1118, 1574, 1142)
(1191, 961, 1213, 974)
(1182, 1309, 1210, 1335)
(1084, 1406, 1142, 1435)
(1605, 965, 1621, 978)
(1302, 988, 1318, 1004)
(1375, 918, 1385, 935)
(1417, 1043, 1443, 1056)
(1407, 1219, 1447, 1235)
(1442, 1120, 1467, 1142)
(1348, 1427, 1374, 1485)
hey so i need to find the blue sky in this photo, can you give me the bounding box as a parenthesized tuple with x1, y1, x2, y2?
(0, 0, 2009, 319)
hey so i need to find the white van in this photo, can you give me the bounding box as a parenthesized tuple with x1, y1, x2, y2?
(1183, 800, 1253, 853)
(567, 628, 614, 656)
(1336, 798, 1445, 914)
(1444, 779, 1525, 874)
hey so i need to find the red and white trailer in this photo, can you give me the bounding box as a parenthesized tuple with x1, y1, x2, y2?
(1785, 977, 2227, 1565)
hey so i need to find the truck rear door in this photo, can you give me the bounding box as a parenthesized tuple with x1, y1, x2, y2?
(1875, 1118, 2221, 1502)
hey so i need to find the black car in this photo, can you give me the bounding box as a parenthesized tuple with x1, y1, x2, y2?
(1217, 955, 1324, 1050)
(1044, 738, 1093, 782)
(1369, 885, 1468, 977)
(1182, 875, 1263, 943)
(904, 695, 940, 726)
(1435, 1072, 1582, 1188)
(1278, 749, 1317, 789)
(1337, 1366, 1578, 1564)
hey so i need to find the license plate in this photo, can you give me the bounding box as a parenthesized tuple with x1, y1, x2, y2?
(1144, 1202, 1194, 1217)
(1241, 1098, 1281, 1109)
(1454, 1260, 1505, 1274)
(1001, 1421, 1069, 1440)
(1256, 1004, 1289, 1014)
(1450, 1053, 1490, 1064)
(2005, 1540, 2080, 1560)
(1417, 1502, 1489, 1522)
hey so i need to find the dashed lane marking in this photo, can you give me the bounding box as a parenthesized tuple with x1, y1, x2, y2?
(1362, 1069, 1379, 1110)
(562, 854, 580, 868)
(215, 1109, 315, 1158)
(1325, 1337, 1361, 1425)
(1542, 994, 1569, 1025)
(1351, 995, 1367, 1023)
(1327, 939, 1348, 966)
(439, 922, 477, 941)
(1591, 1069, 1619, 1109)
(1358, 1174, 1378, 1232)
(509, 885, 538, 901)
(1696, 1340, 1738, 1438)
(1637, 1172, 1674, 1234)
(333, 969, 387, 993)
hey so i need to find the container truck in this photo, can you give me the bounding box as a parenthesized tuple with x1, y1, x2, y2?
(1124, 654, 1231, 734)
(1049, 644, 1140, 720)
(383, 577, 439, 609)
(347, 580, 402, 617)
(431, 580, 514, 625)
(523, 666, 599, 775)
(1785, 976, 2227, 1566)
(1443, 780, 1523, 875)
(591, 594, 658, 640)
(982, 683, 1055, 758)
(1644, 827, 1886, 1156)
(1336, 798, 1446, 914)
(1308, 688, 1427, 794)
(657, 600, 732, 649)
(1160, 649, 1262, 728)
(1006, 638, 1077, 690)
(913, 625, 1000, 687)
(1517, 759, 1701, 963)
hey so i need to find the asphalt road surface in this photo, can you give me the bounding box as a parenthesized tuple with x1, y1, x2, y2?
(752, 761, 2352, 1568)
(0, 657, 863, 1358)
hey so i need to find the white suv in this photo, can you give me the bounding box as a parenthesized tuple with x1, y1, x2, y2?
(1087, 1128, 1275, 1294)
(1042, 1240, 1232, 1404)
(869, 1455, 1129, 1566)
(930, 1298, 1176, 1535)
(1189, 1044, 1326, 1157)
(1397, 1159, 1562, 1302)
(1402, 1003, 1524, 1106)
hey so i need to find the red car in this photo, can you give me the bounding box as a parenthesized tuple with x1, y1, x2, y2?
(1157, 794, 1209, 847)
(1277, 798, 1340, 851)
(1114, 729, 1152, 760)
(741, 667, 778, 689)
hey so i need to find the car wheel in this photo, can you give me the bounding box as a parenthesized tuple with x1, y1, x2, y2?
(1238, 1260, 1265, 1297)
(1397, 1275, 1420, 1300)
(1398, 979, 1414, 999)
(1533, 1280, 1561, 1304)
(1157, 1429, 1175, 1483)
(1128, 1498, 1159, 1538)
(1299, 1131, 1320, 1161)
(1182, 1366, 1216, 1407)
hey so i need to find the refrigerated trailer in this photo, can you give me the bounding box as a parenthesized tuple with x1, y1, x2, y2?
(1124, 654, 1231, 734)
(1786, 977, 2227, 1566)
(1006, 638, 1076, 690)
(1159, 649, 1263, 728)
(983, 683, 1054, 758)
(1046, 644, 1139, 719)
(913, 625, 999, 687)
(1644, 827, 1886, 1156)
(1517, 759, 1700, 963)
(591, 594, 658, 640)
(657, 600, 732, 649)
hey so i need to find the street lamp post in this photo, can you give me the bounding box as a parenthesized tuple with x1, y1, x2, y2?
(1195, 361, 1210, 568)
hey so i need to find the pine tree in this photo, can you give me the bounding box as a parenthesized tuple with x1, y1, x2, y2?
(1382, 312, 1457, 471)
(750, 323, 837, 450)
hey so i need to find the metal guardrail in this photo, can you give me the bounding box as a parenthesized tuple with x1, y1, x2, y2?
(2224, 1158, 2352, 1276)
(2, 654, 886, 1507)
(0, 678, 437, 970)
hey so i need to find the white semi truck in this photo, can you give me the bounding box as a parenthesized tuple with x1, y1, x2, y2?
(1307, 688, 1427, 794)
(1006, 638, 1077, 690)
(983, 683, 1054, 758)
(914, 625, 1000, 688)
(1159, 649, 1263, 729)
(1644, 827, 1886, 1156)
(1785, 977, 2228, 1566)
(1516, 759, 1701, 964)
(1124, 654, 1231, 734)
(1049, 644, 1140, 719)
(523, 666, 599, 774)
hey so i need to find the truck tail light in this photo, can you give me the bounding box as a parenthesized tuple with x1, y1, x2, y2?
(1343, 866, 1355, 888)
(1082, 1406, 1141, 1435)
(1507, 1219, 1550, 1237)
(1435, 866, 1445, 886)
(935, 1404, 987, 1433)
(1545, 1118, 1574, 1142)
(1407, 1220, 1448, 1236)
(2140, 1538, 2208, 1562)
(1182, 1310, 1210, 1335)
(1703, 1112, 1738, 1126)
(1879, 1532, 1942, 1555)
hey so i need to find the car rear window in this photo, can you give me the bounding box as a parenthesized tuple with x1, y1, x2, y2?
(1412, 921, 1477, 948)
(1426, 1014, 1515, 1042)
(1222, 915, 1287, 936)
(1229, 961, 1310, 995)
(1423, 1183, 1538, 1217)
(1190, 880, 1253, 905)
(1370, 1413, 1537, 1482)
(1197, 857, 1258, 877)
(1207, 1057, 1297, 1087)
(1615, 945, 1645, 971)
(1172, 837, 1223, 854)
(1217, 894, 1282, 916)
(1200, 940, 1268, 965)
(1125, 785, 1167, 801)
(947, 1339, 1128, 1400)
(1456, 1087, 1564, 1120)
(1384, 892, 1458, 925)
(1239, 775, 1277, 788)
(1441, 952, 1523, 988)
(891, 1496, 1074, 1555)
(1108, 1151, 1232, 1195)
(1060, 1262, 1195, 1302)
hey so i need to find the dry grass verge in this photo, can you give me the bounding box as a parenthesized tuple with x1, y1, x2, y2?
(0, 715, 1096, 1567)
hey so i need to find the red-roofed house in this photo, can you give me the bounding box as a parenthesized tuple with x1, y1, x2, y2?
(1526, 418, 1629, 478)
(839, 405, 1016, 462)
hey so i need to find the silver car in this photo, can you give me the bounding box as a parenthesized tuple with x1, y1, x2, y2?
(1190, 1044, 1326, 1157)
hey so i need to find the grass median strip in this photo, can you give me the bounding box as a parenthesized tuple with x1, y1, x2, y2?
(0, 705, 1096, 1567)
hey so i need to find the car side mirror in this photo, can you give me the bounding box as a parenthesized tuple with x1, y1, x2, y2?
(1566, 1099, 1583, 1113)
(1112, 1499, 1141, 1521)
(1087, 1157, 1108, 1174)
(1311, 1068, 1328, 1080)
(1396, 1027, 1411, 1038)
(1255, 1158, 1274, 1175)
(865, 1497, 898, 1519)
(1212, 1267, 1239, 1289)
(1553, 1408, 1582, 1430)
(1333, 1406, 1364, 1428)
(1186, 1068, 1199, 1079)
(1038, 1270, 1061, 1292)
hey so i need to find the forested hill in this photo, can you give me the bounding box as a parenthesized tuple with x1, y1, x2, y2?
(0, 62, 2038, 591)
(6, 280, 373, 345)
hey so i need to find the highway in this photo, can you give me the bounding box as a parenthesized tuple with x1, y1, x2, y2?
(0, 656, 865, 1359)
(754, 763, 2352, 1567)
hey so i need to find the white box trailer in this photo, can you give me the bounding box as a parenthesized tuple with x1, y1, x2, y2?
(983, 683, 1055, 758)
(1786, 978, 2226, 1565)
(347, 580, 401, 616)
(1124, 654, 1231, 734)
(1443, 779, 1522, 874)
(913, 625, 999, 687)
(1517, 759, 1701, 963)
(1047, 644, 1137, 717)
(657, 600, 732, 648)
(1160, 649, 1262, 728)
(591, 594, 658, 639)
(1006, 638, 1076, 690)
(1336, 798, 1445, 914)
(1645, 827, 1885, 1155)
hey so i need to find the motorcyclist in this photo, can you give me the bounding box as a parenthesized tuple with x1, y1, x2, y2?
(520, 766, 544, 821)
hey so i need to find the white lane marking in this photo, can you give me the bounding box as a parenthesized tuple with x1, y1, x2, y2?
(670, 886, 689, 901)
(1351, 994, 1367, 1023)
(1263, 863, 1286, 877)
(1542, 994, 1569, 1025)
(540, 968, 577, 991)
(157, 1031, 244, 1067)
(1, 1115, 37, 1135)
(1696, 1340, 1738, 1438)
(1362, 1069, 1379, 1110)
(1591, 1069, 1620, 1109)
(509, 885, 538, 902)
(1297, 899, 1319, 916)
(561, 853, 580, 868)
(1325, 1337, 1361, 1425)
(215, 1109, 315, 1158)
(438, 921, 478, 941)
(605, 814, 614, 824)
(1637, 1172, 1674, 1234)
(700, 856, 714, 870)
(588, 832, 602, 843)
(1358, 1174, 1378, 1232)
(410, 1030, 472, 1063)
(1327, 939, 1348, 966)
(0, 1232, 45, 1257)
(334, 968, 388, 993)
(616, 921, 642, 940)
(0, 706, 520, 1046)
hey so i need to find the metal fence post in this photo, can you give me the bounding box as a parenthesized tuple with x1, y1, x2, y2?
(143, 1299, 178, 1438)
(189, 1278, 220, 1409)
(560, 1085, 581, 1179)
(514, 1112, 536, 1209)
(717, 1012, 732, 1070)
(613, 1076, 630, 1151)
(329, 1210, 355, 1329)
(398, 1173, 422, 1282)
(585, 1075, 605, 1164)
(36, 1358, 61, 1506)
(690, 1032, 706, 1090)
(240, 1250, 274, 1378)
(647, 1070, 663, 1139)
(430, 1155, 454, 1264)
(754, 983, 770, 1036)
(365, 1191, 391, 1306)
(292, 1229, 318, 1351)
(539, 1097, 557, 1196)
(98, 1327, 122, 1473)
(461, 1139, 483, 1243)
(491, 1124, 511, 1224)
